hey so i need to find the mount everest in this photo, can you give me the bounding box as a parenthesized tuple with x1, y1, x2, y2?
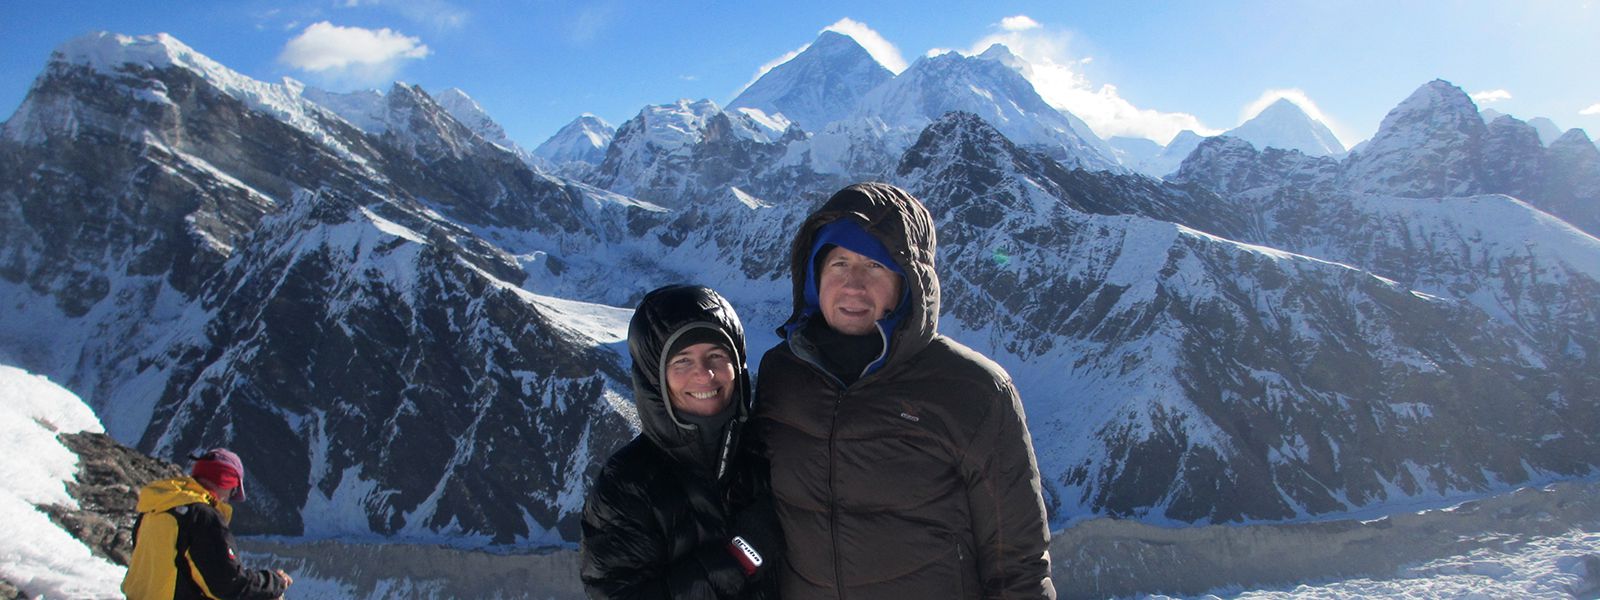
(2, 28, 1598, 591)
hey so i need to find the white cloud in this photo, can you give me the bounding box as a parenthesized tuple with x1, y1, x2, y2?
(823, 18, 909, 74)
(1580, 103, 1600, 116)
(1471, 89, 1513, 104)
(1000, 15, 1042, 31)
(961, 20, 1217, 143)
(279, 22, 430, 86)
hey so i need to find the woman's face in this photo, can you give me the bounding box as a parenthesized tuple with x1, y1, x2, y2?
(665, 342, 736, 417)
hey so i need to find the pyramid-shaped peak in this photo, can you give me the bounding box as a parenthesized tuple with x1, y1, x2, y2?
(1396, 79, 1476, 112)
(1259, 97, 1307, 115)
(977, 43, 1021, 61)
(1553, 128, 1596, 148)
(727, 30, 893, 134)
(812, 29, 862, 50)
(1227, 97, 1344, 156)
(793, 29, 881, 67)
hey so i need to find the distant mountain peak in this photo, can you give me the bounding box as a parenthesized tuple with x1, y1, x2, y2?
(855, 48, 1120, 171)
(1224, 98, 1345, 157)
(533, 113, 615, 168)
(56, 31, 200, 73)
(726, 29, 893, 134)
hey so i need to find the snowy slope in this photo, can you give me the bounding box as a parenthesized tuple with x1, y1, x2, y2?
(0, 364, 124, 599)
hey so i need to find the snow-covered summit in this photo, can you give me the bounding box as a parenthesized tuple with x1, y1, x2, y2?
(1224, 97, 1345, 157)
(1342, 79, 1487, 196)
(55, 31, 225, 82)
(1121, 129, 1207, 179)
(533, 113, 615, 167)
(432, 87, 533, 159)
(854, 45, 1119, 171)
(726, 30, 894, 135)
(5, 31, 362, 162)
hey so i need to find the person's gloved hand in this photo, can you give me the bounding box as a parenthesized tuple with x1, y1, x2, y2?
(725, 494, 783, 578)
(695, 495, 785, 596)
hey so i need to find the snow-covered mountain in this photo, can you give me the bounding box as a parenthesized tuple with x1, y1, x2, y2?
(1, 31, 638, 542)
(3, 31, 1598, 561)
(532, 113, 615, 176)
(1224, 98, 1345, 157)
(897, 112, 1600, 524)
(1335, 80, 1600, 238)
(1342, 79, 1489, 197)
(1108, 135, 1163, 167)
(854, 44, 1119, 171)
(432, 87, 538, 164)
(726, 30, 894, 135)
(586, 98, 794, 206)
(1482, 108, 1566, 147)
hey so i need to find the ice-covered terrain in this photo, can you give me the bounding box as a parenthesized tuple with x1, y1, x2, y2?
(0, 364, 125, 600)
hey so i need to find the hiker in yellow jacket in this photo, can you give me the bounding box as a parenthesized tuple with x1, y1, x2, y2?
(122, 448, 293, 600)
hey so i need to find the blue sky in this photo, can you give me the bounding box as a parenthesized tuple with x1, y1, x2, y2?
(1, 1, 1596, 150)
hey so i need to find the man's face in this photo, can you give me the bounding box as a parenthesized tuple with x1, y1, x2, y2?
(818, 245, 903, 336)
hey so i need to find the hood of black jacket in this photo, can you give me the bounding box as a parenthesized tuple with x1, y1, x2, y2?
(627, 284, 752, 477)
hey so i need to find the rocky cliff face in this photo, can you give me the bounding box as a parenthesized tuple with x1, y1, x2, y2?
(45, 432, 184, 566)
(2, 33, 638, 544)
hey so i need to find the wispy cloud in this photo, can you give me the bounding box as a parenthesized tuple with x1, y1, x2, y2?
(279, 22, 430, 87)
(824, 18, 908, 74)
(1580, 103, 1600, 116)
(1471, 89, 1512, 104)
(999, 15, 1041, 32)
(962, 15, 1215, 143)
(339, 0, 468, 30)
(569, 6, 616, 44)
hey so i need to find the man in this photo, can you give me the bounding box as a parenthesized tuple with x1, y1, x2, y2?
(123, 448, 293, 600)
(752, 182, 1056, 598)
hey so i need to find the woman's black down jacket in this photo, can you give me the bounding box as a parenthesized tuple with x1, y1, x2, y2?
(578, 285, 773, 599)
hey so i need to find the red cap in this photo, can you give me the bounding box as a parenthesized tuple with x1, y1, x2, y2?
(190, 448, 247, 503)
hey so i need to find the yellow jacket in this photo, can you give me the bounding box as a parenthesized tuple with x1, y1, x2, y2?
(121, 477, 282, 600)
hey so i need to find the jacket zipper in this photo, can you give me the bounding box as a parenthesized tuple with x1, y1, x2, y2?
(829, 385, 845, 600)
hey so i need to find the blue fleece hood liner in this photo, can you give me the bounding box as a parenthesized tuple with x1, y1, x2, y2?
(788, 219, 910, 378)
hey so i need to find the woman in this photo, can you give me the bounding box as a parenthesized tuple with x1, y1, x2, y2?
(579, 284, 780, 599)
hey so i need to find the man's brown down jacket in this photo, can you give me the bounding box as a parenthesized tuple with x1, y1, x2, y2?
(752, 182, 1056, 599)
